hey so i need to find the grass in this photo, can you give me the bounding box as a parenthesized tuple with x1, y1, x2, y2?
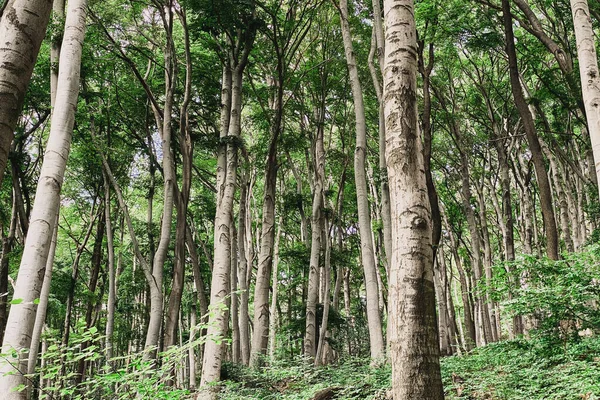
(218, 337, 600, 399)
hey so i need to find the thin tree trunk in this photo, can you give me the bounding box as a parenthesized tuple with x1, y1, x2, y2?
(503, 0, 559, 260)
(0, 193, 17, 343)
(104, 171, 116, 362)
(164, 7, 193, 354)
(268, 218, 283, 362)
(0, 1, 87, 395)
(315, 219, 331, 366)
(26, 209, 56, 399)
(237, 165, 251, 365)
(338, 0, 385, 362)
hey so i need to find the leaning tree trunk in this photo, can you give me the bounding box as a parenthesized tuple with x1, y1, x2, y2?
(503, 0, 559, 260)
(338, 0, 385, 362)
(0, 0, 88, 396)
(383, 0, 444, 398)
(0, 0, 54, 184)
(570, 0, 600, 199)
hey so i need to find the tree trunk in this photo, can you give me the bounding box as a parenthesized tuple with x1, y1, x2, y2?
(304, 121, 325, 360)
(268, 219, 283, 362)
(0, 193, 17, 343)
(26, 210, 56, 399)
(0, 0, 54, 183)
(338, 0, 385, 362)
(383, 0, 444, 397)
(571, 0, 600, 201)
(104, 171, 116, 362)
(201, 34, 253, 382)
(250, 82, 282, 367)
(503, 0, 559, 260)
(0, 1, 87, 395)
(237, 165, 251, 365)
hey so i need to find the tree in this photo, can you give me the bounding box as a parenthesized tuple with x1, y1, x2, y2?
(570, 0, 600, 199)
(336, 0, 385, 362)
(383, 0, 444, 398)
(0, 0, 88, 395)
(0, 0, 53, 185)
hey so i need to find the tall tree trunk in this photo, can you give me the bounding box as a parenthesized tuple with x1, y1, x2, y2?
(250, 77, 283, 367)
(201, 24, 254, 381)
(338, 0, 385, 362)
(164, 7, 193, 353)
(0, 0, 54, 183)
(503, 0, 559, 260)
(571, 0, 600, 200)
(0, 0, 87, 395)
(268, 218, 283, 362)
(104, 172, 116, 362)
(145, 3, 177, 357)
(237, 165, 251, 365)
(383, 0, 444, 397)
(304, 119, 325, 360)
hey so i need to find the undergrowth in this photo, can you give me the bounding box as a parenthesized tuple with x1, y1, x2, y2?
(218, 337, 600, 399)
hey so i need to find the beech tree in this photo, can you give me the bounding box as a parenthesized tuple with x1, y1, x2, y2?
(383, 0, 444, 397)
(0, 0, 88, 395)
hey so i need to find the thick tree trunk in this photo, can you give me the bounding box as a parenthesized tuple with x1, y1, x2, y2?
(571, 0, 600, 200)
(0, 0, 87, 395)
(0, 0, 53, 183)
(503, 0, 559, 260)
(338, 0, 385, 362)
(383, 0, 444, 397)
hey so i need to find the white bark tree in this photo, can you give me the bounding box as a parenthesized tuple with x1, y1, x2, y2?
(383, 0, 444, 398)
(337, 0, 385, 362)
(0, 0, 54, 184)
(570, 0, 600, 198)
(0, 0, 88, 396)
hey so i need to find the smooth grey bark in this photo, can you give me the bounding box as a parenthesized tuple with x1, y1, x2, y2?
(201, 25, 254, 383)
(383, 0, 444, 397)
(0, 0, 87, 395)
(104, 171, 116, 362)
(571, 0, 600, 201)
(338, 0, 385, 362)
(304, 121, 325, 360)
(26, 209, 57, 398)
(164, 6, 193, 354)
(0, 0, 54, 184)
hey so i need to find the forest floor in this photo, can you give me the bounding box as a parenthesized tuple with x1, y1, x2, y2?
(218, 336, 600, 399)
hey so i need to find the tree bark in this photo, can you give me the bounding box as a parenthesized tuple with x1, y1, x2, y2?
(338, 0, 385, 362)
(503, 0, 559, 260)
(383, 0, 444, 397)
(0, 1, 87, 395)
(570, 0, 600, 202)
(104, 171, 116, 363)
(0, 0, 54, 184)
